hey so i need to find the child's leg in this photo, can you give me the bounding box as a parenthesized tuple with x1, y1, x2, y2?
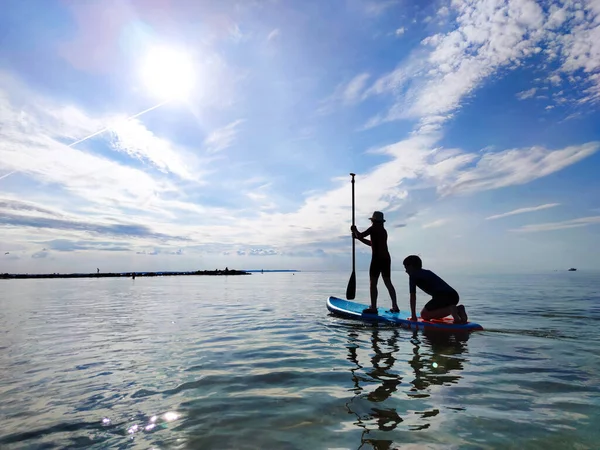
(382, 276, 398, 311)
(381, 258, 398, 311)
(369, 273, 380, 309)
(421, 294, 463, 322)
(421, 305, 461, 321)
(368, 259, 381, 310)
(457, 304, 468, 322)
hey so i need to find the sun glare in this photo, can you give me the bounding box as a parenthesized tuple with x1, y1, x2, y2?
(140, 46, 196, 101)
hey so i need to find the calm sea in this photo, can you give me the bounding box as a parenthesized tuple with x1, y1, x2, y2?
(1, 271, 599, 449)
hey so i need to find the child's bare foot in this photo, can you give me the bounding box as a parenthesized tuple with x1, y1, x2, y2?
(451, 306, 464, 324)
(457, 305, 468, 323)
(389, 306, 400, 313)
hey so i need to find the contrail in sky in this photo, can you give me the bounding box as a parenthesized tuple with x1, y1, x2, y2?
(68, 99, 170, 147)
(0, 171, 17, 181)
(0, 99, 171, 184)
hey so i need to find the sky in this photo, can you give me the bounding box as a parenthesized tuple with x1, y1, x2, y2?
(1, 0, 600, 274)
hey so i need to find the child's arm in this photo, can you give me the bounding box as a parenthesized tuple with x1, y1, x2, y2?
(409, 293, 417, 320)
(409, 277, 418, 320)
(351, 226, 372, 246)
(351, 225, 371, 239)
(355, 235, 372, 246)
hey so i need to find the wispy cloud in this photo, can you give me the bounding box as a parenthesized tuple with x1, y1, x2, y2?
(510, 216, 600, 232)
(41, 239, 132, 252)
(517, 88, 538, 100)
(0, 198, 64, 218)
(203, 119, 245, 154)
(436, 143, 600, 197)
(362, 0, 398, 17)
(0, 74, 207, 218)
(109, 118, 199, 180)
(32, 249, 49, 259)
(245, 182, 277, 211)
(359, 0, 600, 129)
(229, 23, 246, 43)
(0, 211, 185, 242)
(422, 218, 449, 229)
(363, 0, 548, 128)
(318, 73, 371, 114)
(486, 203, 561, 220)
(2, 0, 600, 272)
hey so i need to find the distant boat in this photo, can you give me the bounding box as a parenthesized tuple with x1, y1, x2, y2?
(568, 268, 577, 271)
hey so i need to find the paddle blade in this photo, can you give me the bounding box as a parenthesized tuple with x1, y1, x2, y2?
(346, 271, 356, 300)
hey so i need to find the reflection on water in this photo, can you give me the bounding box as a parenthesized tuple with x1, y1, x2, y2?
(345, 324, 470, 447)
(408, 329, 469, 396)
(1, 273, 599, 448)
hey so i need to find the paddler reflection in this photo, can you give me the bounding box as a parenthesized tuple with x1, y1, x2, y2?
(344, 325, 470, 439)
(408, 328, 470, 394)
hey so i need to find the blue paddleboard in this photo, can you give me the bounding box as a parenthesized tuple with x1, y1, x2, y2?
(327, 296, 484, 332)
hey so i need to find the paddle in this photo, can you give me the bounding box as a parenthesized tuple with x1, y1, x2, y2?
(346, 173, 356, 300)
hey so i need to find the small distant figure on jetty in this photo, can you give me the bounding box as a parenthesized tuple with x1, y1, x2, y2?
(97, 268, 99, 274)
(132, 273, 136, 279)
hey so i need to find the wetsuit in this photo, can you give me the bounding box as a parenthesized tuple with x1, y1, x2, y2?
(362, 225, 391, 279)
(409, 268, 459, 311)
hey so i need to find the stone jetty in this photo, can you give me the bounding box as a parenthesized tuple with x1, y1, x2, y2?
(1, 268, 250, 280)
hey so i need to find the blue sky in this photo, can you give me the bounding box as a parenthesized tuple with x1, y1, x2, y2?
(1, 0, 600, 274)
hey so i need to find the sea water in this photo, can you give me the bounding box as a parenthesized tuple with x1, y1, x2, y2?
(0, 271, 598, 449)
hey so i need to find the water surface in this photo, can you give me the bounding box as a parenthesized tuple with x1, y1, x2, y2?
(1, 271, 599, 449)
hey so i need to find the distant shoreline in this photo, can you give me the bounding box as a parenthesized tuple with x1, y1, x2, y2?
(1, 269, 302, 280)
(1, 269, 252, 280)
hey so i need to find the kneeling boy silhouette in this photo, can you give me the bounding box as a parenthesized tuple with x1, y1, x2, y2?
(403, 255, 468, 324)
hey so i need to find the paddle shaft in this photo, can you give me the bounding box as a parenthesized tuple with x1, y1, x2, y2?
(351, 173, 355, 272)
(346, 173, 356, 299)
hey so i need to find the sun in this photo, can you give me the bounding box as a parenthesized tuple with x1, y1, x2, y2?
(140, 45, 196, 101)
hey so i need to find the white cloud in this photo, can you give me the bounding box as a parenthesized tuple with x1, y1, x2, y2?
(548, 74, 562, 85)
(0, 71, 209, 186)
(422, 218, 449, 229)
(0, 113, 176, 214)
(548, 0, 600, 102)
(395, 27, 406, 36)
(0, 72, 241, 251)
(510, 216, 600, 232)
(318, 73, 371, 115)
(436, 142, 600, 196)
(3, 1, 600, 271)
(109, 119, 199, 180)
(203, 119, 245, 154)
(343, 73, 371, 103)
(486, 203, 561, 220)
(517, 88, 538, 100)
(229, 23, 246, 43)
(267, 28, 280, 41)
(0, 131, 176, 212)
(363, 0, 397, 17)
(245, 182, 277, 211)
(359, 0, 600, 128)
(409, 0, 545, 121)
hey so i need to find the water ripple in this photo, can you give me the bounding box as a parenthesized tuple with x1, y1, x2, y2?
(1, 273, 599, 448)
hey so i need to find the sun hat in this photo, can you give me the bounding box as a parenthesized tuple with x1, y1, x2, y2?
(370, 211, 385, 222)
